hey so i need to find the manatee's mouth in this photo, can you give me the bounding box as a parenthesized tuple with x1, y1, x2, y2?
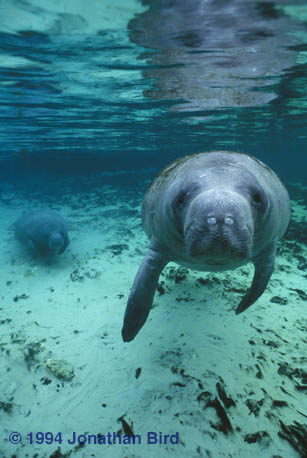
(186, 233, 252, 263)
(184, 211, 254, 263)
(205, 258, 232, 266)
(183, 189, 254, 263)
(205, 260, 228, 268)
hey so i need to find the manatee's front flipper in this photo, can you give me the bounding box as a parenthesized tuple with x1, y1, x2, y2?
(59, 232, 70, 254)
(122, 243, 168, 342)
(236, 242, 277, 314)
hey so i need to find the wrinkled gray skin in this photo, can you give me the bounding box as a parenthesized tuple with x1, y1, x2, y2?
(122, 151, 290, 342)
(13, 209, 70, 256)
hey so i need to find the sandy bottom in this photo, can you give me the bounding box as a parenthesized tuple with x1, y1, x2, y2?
(0, 172, 306, 458)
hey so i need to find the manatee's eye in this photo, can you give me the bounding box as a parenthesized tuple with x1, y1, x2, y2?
(173, 191, 187, 211)
(251, 190, 266, 209)
(253, 192, 262, 206)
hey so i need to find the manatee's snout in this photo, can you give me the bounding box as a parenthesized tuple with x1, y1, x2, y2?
(49, 232, 64, 253)
(184, 190, 253, 264)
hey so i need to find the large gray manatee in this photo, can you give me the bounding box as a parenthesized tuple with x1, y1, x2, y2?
(122, 151, 290, 342)
(13, 209, 70, 256)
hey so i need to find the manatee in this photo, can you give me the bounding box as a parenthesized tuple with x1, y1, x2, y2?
(13, 209, 70, 256)
(122, 151, 290, 342)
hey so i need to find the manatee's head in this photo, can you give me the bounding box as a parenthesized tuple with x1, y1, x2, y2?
(48, 232, 66, 254)
(171, 175, 269, 268)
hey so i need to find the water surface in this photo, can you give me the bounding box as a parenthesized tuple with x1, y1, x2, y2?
(0, 0, 306, 181)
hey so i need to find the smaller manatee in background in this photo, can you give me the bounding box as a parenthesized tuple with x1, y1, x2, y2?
(12, 209, 70, 256)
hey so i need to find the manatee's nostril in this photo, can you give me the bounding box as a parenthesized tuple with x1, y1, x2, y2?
(207, 216, 217, 225)
(224, 216, 234, 225)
